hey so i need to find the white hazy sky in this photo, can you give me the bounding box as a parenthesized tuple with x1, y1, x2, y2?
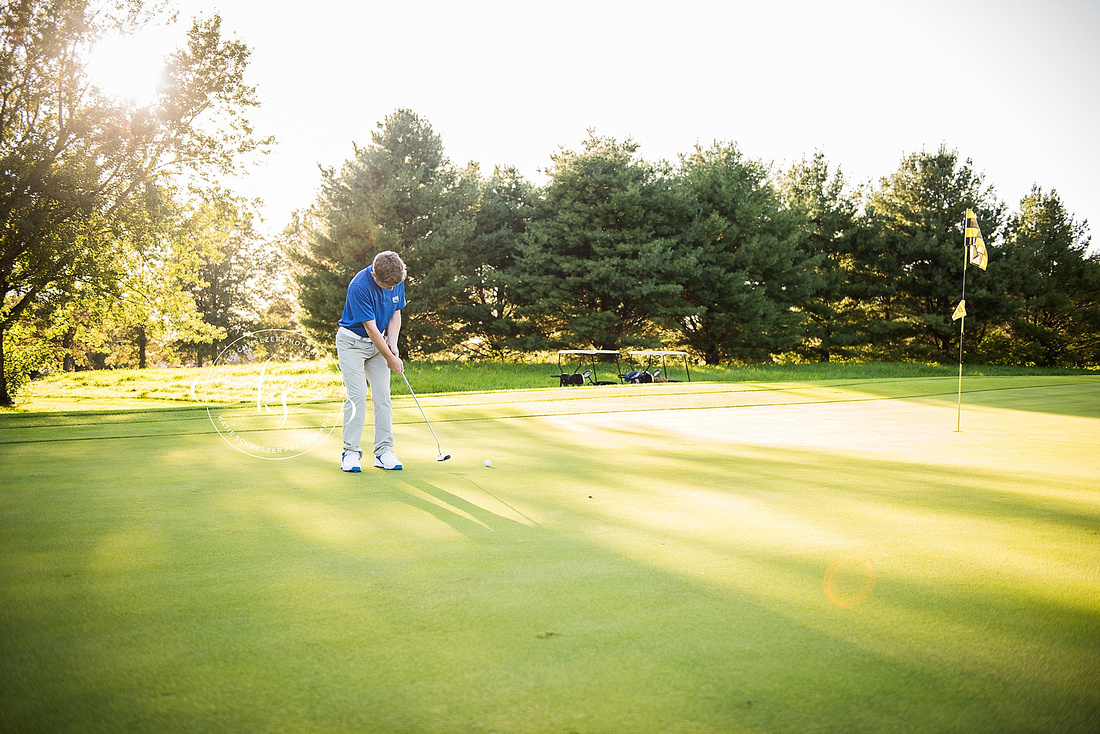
(89, 0, 1100, 244)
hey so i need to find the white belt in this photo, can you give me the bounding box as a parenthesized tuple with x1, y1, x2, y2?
(337, 326, 371, 342)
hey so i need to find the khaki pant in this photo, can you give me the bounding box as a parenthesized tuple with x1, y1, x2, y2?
(336, 326, 394, 459)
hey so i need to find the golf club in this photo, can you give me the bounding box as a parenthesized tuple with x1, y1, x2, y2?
(401, 372, 450, 461)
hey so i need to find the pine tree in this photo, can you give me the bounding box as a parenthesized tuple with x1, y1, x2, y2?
(779, 152, 864, 361)
(291, 109, 476, 355)
(670, 143, 821, 364)
(511, 133, 685, 350)
(993, 187, 1098, 366)
(864, 147, 1005, 361)
(456, 166, 534, 357)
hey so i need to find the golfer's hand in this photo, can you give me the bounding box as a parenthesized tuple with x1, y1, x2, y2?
(387, 340, 399, 358)
(387, 355, 404, 374)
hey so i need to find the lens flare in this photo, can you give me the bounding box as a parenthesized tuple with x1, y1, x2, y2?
(824, 555, 876, 609)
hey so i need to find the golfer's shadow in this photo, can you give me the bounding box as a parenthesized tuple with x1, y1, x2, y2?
(396, 476, 534, 539)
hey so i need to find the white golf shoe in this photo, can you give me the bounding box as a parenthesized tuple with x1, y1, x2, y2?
(341, 452, 362, 472)
(374, 449, 402, 470)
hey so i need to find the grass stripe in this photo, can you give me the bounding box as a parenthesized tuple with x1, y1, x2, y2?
(2, 377, 1098, 731)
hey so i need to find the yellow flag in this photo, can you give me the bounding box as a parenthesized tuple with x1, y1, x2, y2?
(965, 209, 988, 270)
(952, 300, 966, 321)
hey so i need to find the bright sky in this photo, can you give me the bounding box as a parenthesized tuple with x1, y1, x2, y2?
(88, 0, 1100, 246)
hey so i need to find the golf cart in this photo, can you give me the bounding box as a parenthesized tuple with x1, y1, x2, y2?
(553, 350, 623, 386)
(624, 350, 692, 383)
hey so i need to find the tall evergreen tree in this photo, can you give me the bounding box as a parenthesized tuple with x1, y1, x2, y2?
(291, 109, 476, 355)
(864, 147, 1005, 361)
(456, 166, 534, 357)
(779, 152, 864, 361)
(670, 143, 820, 364)
(992, 187, 1098, 366)
(511, 133, 684, 350)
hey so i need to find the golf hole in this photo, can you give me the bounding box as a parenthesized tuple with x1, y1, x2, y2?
(824, 555, 876, 609)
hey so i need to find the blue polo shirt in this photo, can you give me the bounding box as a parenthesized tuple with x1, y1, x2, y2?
(338, 265, 406, 338)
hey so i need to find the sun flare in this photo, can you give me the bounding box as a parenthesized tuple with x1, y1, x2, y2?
(85, 33, 168, 108)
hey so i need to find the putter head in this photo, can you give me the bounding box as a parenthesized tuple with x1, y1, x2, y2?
(437, 453, 451, 462)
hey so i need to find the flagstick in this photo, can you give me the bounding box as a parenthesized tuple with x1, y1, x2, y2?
(956, 214, 968, 432)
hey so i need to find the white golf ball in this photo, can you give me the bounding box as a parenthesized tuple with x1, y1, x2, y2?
(484, 459, 492, 467)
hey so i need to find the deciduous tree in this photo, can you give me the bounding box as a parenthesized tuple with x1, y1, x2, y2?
(0, 0, 270, 404)
(174, 193, 284, 366)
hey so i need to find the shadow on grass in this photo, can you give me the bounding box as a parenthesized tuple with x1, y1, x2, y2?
(2, 383, 1098, 732)
(814, 375, 1100, 420)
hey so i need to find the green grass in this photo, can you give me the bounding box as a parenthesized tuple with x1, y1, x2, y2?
(7, 359, 1093, 413)
(1, 376, 1099, 732)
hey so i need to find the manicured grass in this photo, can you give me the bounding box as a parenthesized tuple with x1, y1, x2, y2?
(7, 358, 1093, 412)
(1, 377, 1098, 732)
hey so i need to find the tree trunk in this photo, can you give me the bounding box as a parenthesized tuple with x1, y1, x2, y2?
(0, 329, 11, 407)
(63, 327, 77, 372)
(137, 327, 148, 369)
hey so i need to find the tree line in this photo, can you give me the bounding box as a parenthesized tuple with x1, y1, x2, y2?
(4, 1, 1097, 407)
(293, 109, 1099, 368)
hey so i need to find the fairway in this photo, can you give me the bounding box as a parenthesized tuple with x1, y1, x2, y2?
(2, 377, 1099, 732)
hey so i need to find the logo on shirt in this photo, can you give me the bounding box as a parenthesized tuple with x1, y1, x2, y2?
(392, 296, 399, 303)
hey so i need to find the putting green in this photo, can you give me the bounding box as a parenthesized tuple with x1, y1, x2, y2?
(1, 377, 1098, 732)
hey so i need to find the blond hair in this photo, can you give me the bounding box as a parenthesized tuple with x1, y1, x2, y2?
(372, 251, 406, 288)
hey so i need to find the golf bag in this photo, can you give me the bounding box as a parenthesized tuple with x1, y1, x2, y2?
(556, 372, 586, 387)
(622, 370, 653, 384)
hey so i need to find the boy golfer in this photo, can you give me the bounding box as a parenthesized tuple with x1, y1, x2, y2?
(336, 251, 406, 472)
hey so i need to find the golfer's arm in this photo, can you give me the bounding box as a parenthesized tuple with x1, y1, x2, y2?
(386, 310, 402, 352)
(362, 319, 402, 370)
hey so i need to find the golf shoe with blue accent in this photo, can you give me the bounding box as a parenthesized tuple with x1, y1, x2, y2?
(374, 449, 402, 470)
(341, 452, 362, 472)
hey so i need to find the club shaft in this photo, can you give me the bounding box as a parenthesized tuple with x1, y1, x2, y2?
(401, 373, 442, 454)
